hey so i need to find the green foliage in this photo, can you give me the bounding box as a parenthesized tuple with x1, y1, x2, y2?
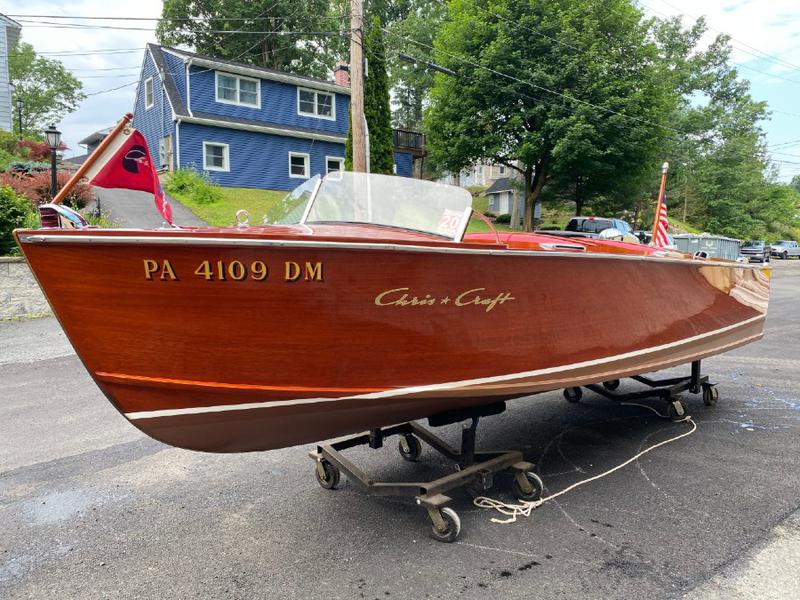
(790, 175, 800, 195)
(384, 0, 448, 129)
(157, 0, 342, 78)
(364, 17, 394, 174)
(164, 168, 223, 205)
(495, 213, 512, 224)
(0, 186, 34, 255)
(9, 43, 85, 136)
(425, 0, 674, 230)
(0, 149, 17, 172)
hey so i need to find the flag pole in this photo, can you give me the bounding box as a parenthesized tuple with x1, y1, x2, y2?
(51, 113, 133, 205)
(651, 161, 669, 244)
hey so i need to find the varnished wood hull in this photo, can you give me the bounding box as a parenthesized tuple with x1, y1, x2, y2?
(15, 228, 770, 452)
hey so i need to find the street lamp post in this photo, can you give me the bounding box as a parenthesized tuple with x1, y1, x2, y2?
(44, 125, 62, 200)
(16, 98, 23, 139)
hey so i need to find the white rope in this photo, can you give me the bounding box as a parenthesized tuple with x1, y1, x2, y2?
(473, 403, 697, 524)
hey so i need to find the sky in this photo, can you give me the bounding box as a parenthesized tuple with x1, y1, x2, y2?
(2, 0, 799, 182)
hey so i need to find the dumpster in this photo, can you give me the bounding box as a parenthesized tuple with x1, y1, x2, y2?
(673, 234, 741, 260)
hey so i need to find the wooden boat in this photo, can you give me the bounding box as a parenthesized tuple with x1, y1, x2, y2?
(14, 172, 770, 453)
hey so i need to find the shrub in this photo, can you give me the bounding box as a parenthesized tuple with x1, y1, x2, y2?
(16, 139, 68, 162)
(0, 185, 34, 255)
(165, 167, 223, 205)
(0, 131, 19, 154)
(0, 170, 94, 209)
(0, 149, 17, 171)
(495, 213, 512, 224)
(483, 210, 496, 218)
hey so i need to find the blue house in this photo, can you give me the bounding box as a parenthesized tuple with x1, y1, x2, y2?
(132, 44, 423, 190)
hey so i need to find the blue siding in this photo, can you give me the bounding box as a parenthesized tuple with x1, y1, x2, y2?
(188, 65, 349, 135)
(132, 50, 175, 169)
(162, 49, 187, 107)
(179, 123, 346, 190)
(394, 152, 413, 177)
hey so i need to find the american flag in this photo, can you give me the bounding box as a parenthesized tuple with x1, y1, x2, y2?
(653, 192, 670, 247)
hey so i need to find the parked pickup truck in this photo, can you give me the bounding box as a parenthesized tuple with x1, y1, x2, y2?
(739, 240, 770, 263)
(770, 240, 800, 259)
(538, 216, 636, 240)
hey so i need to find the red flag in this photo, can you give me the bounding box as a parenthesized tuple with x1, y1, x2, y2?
(84, 128, 172, 225)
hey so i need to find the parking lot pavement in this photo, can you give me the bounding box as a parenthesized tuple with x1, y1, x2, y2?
(1, 261, 799, 600)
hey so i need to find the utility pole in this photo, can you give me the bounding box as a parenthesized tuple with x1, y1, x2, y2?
(350, 0, 367, 172)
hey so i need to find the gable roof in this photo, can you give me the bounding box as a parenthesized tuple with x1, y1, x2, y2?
(484, 177, 514, 195)
(152, 44, 349, 97)
(78, 127, 114, 147)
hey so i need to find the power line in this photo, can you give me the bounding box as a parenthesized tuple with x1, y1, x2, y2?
(15, 20, 348, 36)
(84, 81, 139, 97)
(381, 26, 687, 138)
(7, 14, 347, 22)
(643, 0, 800, 75)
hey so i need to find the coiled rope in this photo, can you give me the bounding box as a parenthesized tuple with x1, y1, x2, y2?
(473, 402, 697, 524)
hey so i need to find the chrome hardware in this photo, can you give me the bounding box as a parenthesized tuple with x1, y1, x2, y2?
(235, 209, 250, 227)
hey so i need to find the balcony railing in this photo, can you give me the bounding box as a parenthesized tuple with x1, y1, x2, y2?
(392, 128, 425, 155)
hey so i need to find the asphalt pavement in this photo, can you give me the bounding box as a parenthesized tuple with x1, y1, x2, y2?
(1, 260, 799, 599)
(93, 187, 207, 228)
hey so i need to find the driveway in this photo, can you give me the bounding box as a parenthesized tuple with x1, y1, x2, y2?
(92, 188, 207, 228)
(1, 262, 799, 599)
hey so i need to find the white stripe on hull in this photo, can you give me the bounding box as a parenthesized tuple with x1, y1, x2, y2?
(125, 314, 765, 421)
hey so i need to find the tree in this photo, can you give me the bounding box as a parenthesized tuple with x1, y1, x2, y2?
(364, 17, 394, 174)
(157, 0, 344, 78)
(9, 43, 85, 137)
(791, 175, 800, 195)
(346, 17, 394, 174)
(424, 0, 676, 230)
(384, 0, 448, 129)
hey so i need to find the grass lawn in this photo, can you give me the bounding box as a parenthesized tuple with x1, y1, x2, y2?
(171, 186, 287, 227)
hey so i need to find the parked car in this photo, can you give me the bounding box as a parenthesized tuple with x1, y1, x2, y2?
(739, 240, 770, 263)
(769, 240, 800, 259)
(565, 216, 635, 236)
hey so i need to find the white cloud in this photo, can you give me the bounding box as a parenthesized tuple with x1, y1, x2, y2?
(2, 0, 162, 156)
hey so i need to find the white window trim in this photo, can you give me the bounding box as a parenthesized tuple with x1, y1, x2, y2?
(288, 152, 310, 179)
(203, 141, 230, 172)
(144, 77, 154, 109)
(214, 71, 261, 109)
(296, 87, 336, 121)
(325, 155, 344, 174)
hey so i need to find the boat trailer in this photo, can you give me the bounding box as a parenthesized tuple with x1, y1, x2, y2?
(308, 401, 542, 543)
(562, 360, 719, 419)
(309, 360, 719, 543)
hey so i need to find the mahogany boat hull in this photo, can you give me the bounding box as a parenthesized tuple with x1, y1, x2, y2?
(15, 228, 770, 452)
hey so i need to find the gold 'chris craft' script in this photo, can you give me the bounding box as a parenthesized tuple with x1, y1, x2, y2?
(374, 287, 515, 313)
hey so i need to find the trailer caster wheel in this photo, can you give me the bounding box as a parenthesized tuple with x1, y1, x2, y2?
(602, 379, 620, 391)
(564, 387, 582, 403)
(399, 434, 422, 462)
(513, 471, 544, 502)
(429, 507, 461, 543)
(667, 399, 689, 422)
(702, 384, 719, 407)
(314, 459, 340, 490)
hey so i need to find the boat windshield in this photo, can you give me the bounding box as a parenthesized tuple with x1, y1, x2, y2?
(266, 172, 473, 239)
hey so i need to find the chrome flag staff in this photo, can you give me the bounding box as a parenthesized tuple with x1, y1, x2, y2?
(51, 113, 172, 225)
(651, 161, 670, 248)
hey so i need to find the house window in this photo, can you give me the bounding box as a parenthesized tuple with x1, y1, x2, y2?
(289, 152, 310, 178)
(297, 88, 335, 120)
(144, 77, 154, 109)
(498, 165, 506, 175)
(215, 72, 260, 108)
(326, 156, 344, 174)
(203, 142, 229, 172)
